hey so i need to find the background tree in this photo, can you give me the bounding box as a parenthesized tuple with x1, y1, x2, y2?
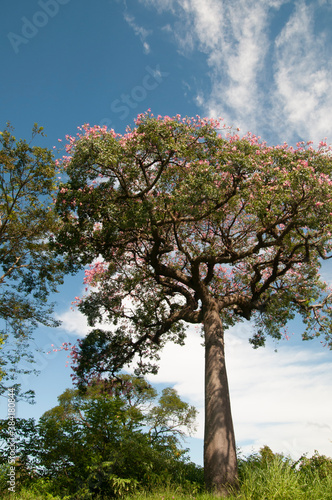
(0, 376, 201, 498)
(0, 124, 64, 398)
(54, 112, 332, 496)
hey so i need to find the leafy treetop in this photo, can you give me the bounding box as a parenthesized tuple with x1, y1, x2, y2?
(0, 123, 64, 395)
(54, 111, 332, 383)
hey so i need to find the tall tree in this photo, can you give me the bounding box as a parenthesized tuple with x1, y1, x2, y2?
(54, 112, 332, 496)
(0, 124, 64, 397)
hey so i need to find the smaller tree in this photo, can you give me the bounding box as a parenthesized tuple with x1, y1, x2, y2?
(0, 123, 64, 397)
(0, 376, 201, 498)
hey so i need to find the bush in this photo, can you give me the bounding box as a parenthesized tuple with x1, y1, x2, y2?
(0, 377, 202, 499)
(237, 447, 332, 500)
(295, 451, 332, 480)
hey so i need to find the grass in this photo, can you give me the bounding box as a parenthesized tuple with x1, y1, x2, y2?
(2, 448, 332, 499)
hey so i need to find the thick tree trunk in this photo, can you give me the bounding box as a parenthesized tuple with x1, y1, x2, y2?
(204, 302, 238, 496)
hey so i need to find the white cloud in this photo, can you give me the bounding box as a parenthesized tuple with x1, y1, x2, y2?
(140, 0, 283, 133)
(123, 11, 152, 54)
(56, 307, 90, 337)
(273, 1, 332, 144)
(139, 0, 177, 14)
(145, 322, 332, 459)
(139, 0, 332, 144)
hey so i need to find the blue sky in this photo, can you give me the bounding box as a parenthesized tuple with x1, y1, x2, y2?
(1, 0, 332, 466)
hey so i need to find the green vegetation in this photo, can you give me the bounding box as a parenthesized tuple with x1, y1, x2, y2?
(0, 123, 65, 399)
(0, 376, 203, 499)
(1, 446, 332, 499)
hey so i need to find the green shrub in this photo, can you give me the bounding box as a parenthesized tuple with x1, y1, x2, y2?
(237, 447, 332, 500)
(295, 451, 332, 480)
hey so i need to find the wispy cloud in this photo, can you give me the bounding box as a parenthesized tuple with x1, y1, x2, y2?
(273, 1, 332, 143)
(139, 0, 332, 144)
(139, 0, 284, 134)
(123, 11, 152, 54)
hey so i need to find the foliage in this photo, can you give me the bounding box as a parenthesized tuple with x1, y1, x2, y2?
(0, 418, 40, 471)
(0, 376, 202, 498)
(53, 112, 332, 378)
(1, 447, 332, 499)
(294, 450, 332, 480)
(0, 123, 64, 397)
(235, 447, 332, 500)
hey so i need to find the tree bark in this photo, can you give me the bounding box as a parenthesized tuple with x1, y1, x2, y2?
(204, 301, 238, 496)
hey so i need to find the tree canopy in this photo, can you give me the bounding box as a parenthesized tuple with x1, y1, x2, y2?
(54, 111, 332, 495)
(0, 124, 64, 397)
(0, 376, 201, 498)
